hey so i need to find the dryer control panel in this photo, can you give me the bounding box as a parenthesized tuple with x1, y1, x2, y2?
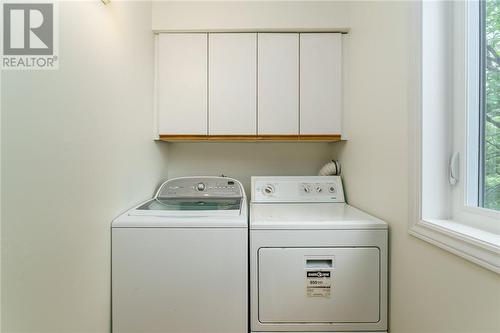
(252, 176, 345, 203)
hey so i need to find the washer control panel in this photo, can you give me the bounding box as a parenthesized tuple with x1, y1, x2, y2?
(157, 177, 243, 198)
(252, 176, 345, 203)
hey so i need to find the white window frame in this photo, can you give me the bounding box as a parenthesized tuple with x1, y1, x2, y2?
(409, 0, 500, 273)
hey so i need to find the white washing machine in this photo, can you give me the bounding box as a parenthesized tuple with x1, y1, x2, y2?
(112, 176, 248, 333)
(250, 176, 388, 333)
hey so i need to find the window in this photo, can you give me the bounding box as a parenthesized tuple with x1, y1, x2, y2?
(466, 0, 500, 214)
(480, 0, 500, 210)
(409, 0, 500, 273)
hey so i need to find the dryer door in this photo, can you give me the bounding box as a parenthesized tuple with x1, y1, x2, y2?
(258, 247, 380, 323)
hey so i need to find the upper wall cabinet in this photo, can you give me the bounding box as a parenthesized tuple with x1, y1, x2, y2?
(209, 33, 257, 135)
(157, 33, 207, 135)
(300, 33, 342, 135)
(258, 33, 299, 135)
(155, 32, 343, 141)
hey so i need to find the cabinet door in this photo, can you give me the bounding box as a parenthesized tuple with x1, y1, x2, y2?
(157, 33, 207, 135)
(300, 33, 342, 135)
(209, 33, 257, 135)
(258, 33, 299, 135)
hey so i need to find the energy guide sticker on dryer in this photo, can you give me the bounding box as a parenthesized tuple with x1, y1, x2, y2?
(305, 256, 334, 298)
(306, 270, 332, 297)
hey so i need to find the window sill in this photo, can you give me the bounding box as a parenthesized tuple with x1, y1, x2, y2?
(409, 219, 500, 273)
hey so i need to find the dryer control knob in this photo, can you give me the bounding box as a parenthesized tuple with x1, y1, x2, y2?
(196, 183, 206, 191)
(316, 186, 323, 193)
(263, 185, 275, 195)
(303, 184, 312, 193)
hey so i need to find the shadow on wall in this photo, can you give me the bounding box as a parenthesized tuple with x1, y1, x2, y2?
(165, 142, 340, 193)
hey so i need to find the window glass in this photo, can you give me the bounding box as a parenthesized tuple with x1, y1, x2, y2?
(481, 0, 500, 210)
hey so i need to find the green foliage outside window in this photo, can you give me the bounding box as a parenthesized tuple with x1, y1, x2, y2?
(483, 0, 500, 210)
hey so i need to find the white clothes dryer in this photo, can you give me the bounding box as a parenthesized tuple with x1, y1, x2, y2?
(250, 176, 388, 333)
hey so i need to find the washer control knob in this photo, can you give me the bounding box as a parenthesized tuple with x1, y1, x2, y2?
(316, 186, 323, 193)
(263, 184, 275, 195)
(328, 186, 336, 193)
(303, 184, 312, 193)
(196, 182, 206, 191)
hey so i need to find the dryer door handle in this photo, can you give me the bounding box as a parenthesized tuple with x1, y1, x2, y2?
(305, 258, 333, 269)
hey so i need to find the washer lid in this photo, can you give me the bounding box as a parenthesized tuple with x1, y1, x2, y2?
(112, 198, 248, 227)
(133, 197, 242, 214)
(112, 176, 248, 227)
(130, 176, 245, 217)
(250, 203, 387, 230)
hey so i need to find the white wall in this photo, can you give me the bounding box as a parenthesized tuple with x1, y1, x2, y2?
(334, 2, 500, 333)
(1, 2, 167, 332)
(152, 1, 350, 31)
(167, 143, 335, 194)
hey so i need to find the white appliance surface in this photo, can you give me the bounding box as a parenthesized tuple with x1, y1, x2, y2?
(250, 176, 388, 333)
(112, 176, 248, 333)
(251, 203, 387, 230)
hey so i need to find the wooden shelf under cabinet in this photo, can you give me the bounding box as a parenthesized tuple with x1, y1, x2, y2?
(158, 134, 342, 142)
